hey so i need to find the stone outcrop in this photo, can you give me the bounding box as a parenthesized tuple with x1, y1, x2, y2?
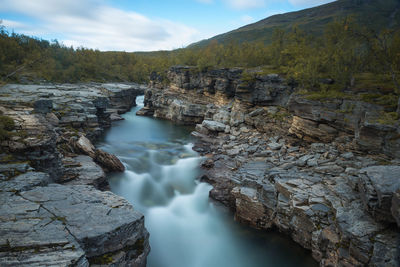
(139, 66, 400, 267)
(0, 83, 149, 266)
(0, 184, 149, 266)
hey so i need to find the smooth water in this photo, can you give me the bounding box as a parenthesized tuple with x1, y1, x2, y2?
(98, 96, 317, 267)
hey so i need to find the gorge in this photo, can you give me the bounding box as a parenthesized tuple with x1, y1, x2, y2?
(0, 65, 399, 266)
(138, 66, 400, 266)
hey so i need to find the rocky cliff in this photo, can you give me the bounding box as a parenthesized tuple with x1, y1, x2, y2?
(0, 83, 150, 266)
(139, 66, 400, 266)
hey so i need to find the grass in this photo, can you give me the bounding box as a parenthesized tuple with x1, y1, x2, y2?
(375, 111, 399, 125)
(299, 88, 353, 101)
(360, 93, 399, 110)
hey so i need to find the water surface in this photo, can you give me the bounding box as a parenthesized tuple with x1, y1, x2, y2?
(98, 95, 317, 267)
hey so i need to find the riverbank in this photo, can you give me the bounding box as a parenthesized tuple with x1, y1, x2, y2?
(139, 66, 400, 266)
(0, 83, 150, 266)
(98, 96, 318, 267)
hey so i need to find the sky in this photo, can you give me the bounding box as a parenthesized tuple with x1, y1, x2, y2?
(0, 0, 335, 52)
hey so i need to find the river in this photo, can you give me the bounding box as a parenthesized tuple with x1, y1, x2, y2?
(97, 95, 317, 267)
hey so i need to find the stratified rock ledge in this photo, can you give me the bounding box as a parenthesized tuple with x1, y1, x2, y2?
(0, 83, 149, 266)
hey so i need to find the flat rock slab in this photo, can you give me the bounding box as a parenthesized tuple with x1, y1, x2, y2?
(359, 166, 400, 222)
(62, 155, 106, 188)
(1, 184, 149, 266)
(0, 172, 50, 193)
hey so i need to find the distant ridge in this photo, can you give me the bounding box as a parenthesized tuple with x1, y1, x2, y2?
(190, 0, 400, 47)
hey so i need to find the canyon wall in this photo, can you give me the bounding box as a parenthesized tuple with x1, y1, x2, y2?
(0, 83, 149, 266)
(139, 66, 400, 267)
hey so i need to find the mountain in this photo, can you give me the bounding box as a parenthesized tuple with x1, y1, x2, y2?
(190, 0, 400, 47)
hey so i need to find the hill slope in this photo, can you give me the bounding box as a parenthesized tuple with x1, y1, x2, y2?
(191, 0, 400, 47)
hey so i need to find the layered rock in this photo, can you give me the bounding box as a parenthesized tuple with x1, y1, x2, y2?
(140, 66, 400, 266)
(0, 83, 149, 266)
(0, 184, 149, 266)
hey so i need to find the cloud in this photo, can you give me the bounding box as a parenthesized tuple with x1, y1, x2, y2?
(224, 0, 266, 10)
(0, 0, 203, 51)
(288, 0, 335, 7)
(1, 19, 26, 29)
(240, 15, 254, 24)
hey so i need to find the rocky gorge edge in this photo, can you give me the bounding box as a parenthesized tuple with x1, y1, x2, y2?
(0, 83, 149, 266)
(139, 66, 400, 266)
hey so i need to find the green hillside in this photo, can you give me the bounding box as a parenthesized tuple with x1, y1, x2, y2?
(191, 0, 400, 47)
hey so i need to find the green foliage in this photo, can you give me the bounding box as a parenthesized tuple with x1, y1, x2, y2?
(0, 115, 15, 141)
(375, 111, 399, 125)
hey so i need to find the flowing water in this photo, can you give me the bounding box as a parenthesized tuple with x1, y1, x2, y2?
(98, 95, 317, 267)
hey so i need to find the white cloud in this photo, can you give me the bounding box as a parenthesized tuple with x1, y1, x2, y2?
(240, 15, 254, 24)
(224, 0, 266, 10)
(288, 0, 335, 7)
(0, 0, 203, 51)
(1, 19, 26, 29)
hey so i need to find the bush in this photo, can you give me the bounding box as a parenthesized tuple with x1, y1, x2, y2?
(0, 115, 15, 141)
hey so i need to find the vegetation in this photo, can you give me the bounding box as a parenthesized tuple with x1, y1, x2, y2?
(192, 0, 400, 47)
(0, 112, 15, 141)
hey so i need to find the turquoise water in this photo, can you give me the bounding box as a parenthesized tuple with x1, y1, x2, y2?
(98, 95, 317, 267)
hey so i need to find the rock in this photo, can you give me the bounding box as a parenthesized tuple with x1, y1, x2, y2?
(45, 112, 59, 126)
(73, 135, 96, 157)
(110, 112, 123, 121)
(358, 166, 400, 223)
(202, 120, 226, 132)
(0, 172, 50, 192)
(34, 99, 53, 113)
(232, 187, 269, 229)
(62, 156, 107, 189)
(94, 149, 125, 172)
(0, 83, 149, 266)
(0, 191, 88, 267)
(311, 143, 326, 153)
(314, 164, 344, 175)
(392, 189, 400, 227)
(0, 184, 149, 266)
(212, 109, 231, 124)
(227, 148, 240, 156)
(93, 97, 109, 110)
(0, 162, 33, 179)
(341, 152, 354, 160)
(268, 142, 282, 150)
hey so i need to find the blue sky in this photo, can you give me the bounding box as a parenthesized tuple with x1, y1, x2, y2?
(0, 0, 334, 51)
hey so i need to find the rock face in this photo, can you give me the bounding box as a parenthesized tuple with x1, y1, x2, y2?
(0, 83, 149, 266)
(0, 184, 149, 266)
(140, 66, 400, 267)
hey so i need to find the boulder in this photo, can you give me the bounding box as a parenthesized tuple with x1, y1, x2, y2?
(202, 120, 226, 132)
(62, 156, 107, 189)
(45, 112, 59, 126)
(94, 149, 125, 172)
(73, 135, 96, 157)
